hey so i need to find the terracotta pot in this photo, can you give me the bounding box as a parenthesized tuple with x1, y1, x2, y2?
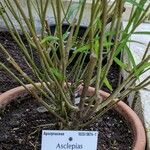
(0, 83, 146, 150)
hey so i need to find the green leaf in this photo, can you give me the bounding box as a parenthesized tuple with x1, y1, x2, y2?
(128, 40, 145, 45)
(105, 31, 116, 37)
(135, 62, 150, 77)
(114, 37, 129, 57)
(125, 45, 136, 68)
(63, 32, 70, 40)
(133, 31, 150, 35)
(74, 45, 90, 53)
(104, 77, 113, 91)
(51, 68, 64, 81)
(40, 36, 59, 45)
(114, 57, 127, 69)
(104, 40, 113, 47)
(125, 44, 141, 78)
(132, 0, 147, 25)
(93, 36, 113, 57)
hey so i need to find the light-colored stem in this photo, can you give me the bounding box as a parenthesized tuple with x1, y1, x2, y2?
(95, 0, 108, 94)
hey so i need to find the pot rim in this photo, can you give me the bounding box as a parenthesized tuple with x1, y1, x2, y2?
(0, 83, 146, 150)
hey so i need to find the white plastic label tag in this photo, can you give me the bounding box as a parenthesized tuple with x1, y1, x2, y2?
(41, 130, 98, 150)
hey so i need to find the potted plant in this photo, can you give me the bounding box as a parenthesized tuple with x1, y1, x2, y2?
(0, 0, 149, 149)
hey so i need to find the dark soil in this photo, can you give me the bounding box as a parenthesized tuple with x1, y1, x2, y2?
(0, 31, 133, 150)
(0, 95, 133, 150)
(0, 32, 40, 93)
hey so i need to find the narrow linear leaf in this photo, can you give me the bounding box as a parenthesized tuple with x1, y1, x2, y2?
(125, 45, 136, 68)
(133, 31, 150, 35)
(51, 67, 64, 81)
(104, 77, 113, 91)
(135, 62, 150, 77)
(128, 40, 145, 46)
(114, 57, 127, 69)
(74, 45, 90, 54)
(40, 36, 59, 45)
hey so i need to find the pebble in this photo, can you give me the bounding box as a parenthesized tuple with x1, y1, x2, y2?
(36, 106, 48, 113)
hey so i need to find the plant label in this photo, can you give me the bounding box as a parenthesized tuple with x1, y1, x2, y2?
(41, 130, 98, 150)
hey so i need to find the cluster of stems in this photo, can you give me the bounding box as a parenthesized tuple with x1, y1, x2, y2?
(0, 0, 149, 129)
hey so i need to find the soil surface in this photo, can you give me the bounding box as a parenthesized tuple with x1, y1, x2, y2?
(0, 95, 133, 150)
(0, 31, 133, 150)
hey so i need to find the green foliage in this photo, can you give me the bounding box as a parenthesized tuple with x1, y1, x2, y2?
(104, 77, 113, 92)
(51, 67, 64, 81)
(125, 44, 136, 68)
(40, 36, 59, 45)
(74, 45, 90, 53)
(114, 57, 127, 69)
